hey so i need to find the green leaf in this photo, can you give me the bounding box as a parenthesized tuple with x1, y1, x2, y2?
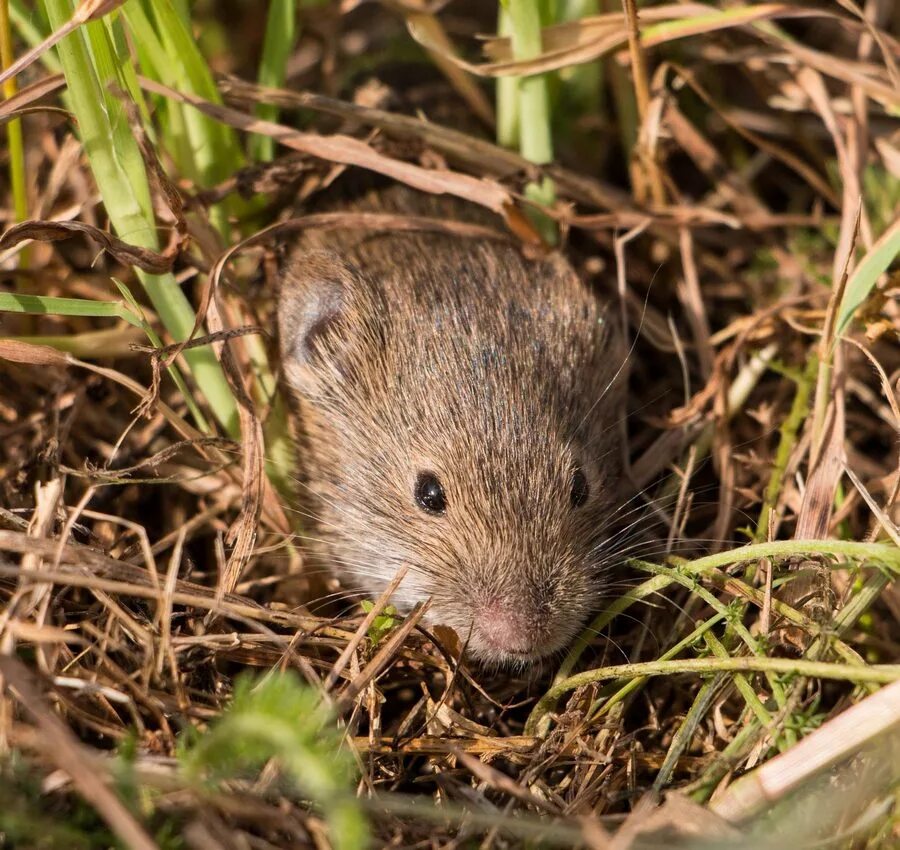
(834, 216, 900, 340)
(180, 672, 368, 850)
(360, 600, 399, 646)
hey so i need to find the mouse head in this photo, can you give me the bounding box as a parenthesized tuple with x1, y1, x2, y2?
(279, 245, 626, 666)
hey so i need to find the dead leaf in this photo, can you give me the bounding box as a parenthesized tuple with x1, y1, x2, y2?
(0, 339, 71, 367)
(0, 220, 178, 274)
(139, 77, 513, 216)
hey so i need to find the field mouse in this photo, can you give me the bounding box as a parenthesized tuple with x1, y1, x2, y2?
(277, 187, 626, 665)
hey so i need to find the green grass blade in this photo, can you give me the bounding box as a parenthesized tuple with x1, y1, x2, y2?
(495, 5, 518, 149)
(251, 0, 297, 163)
(125, 0, 244, 189)
(103, 11, 152, 125)
(1, 1, 26, 224)
(120, 0, 195, 173)
(9, 0, 58, 69)
(43, 1, 153, 242)
(503, 0, 553, 167)
(500, 0, 557, 242)
(83, 16, 155, 222)
(0, 292, 143, 326)
(122, 0, 245, 236)
(42, 0, 238, 435)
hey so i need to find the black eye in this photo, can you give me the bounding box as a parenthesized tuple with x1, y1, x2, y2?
(415, 472, 446, 515)
(571, 468, 589, 508)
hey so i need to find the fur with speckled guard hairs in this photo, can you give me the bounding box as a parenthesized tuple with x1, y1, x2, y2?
(277, 187, 628, 666)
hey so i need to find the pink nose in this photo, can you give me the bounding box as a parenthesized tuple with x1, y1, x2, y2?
(475, 605, 534, 654)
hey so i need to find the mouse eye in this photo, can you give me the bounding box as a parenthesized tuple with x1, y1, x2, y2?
(570, 468, 589, 509)
(415, 472, 447, 515)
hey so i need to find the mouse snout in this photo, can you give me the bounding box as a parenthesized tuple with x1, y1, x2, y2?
(474, 604, 534, 655)
(469, 597, 561, 660)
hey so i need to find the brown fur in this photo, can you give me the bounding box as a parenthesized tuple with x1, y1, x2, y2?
(278, 187, 626, 664)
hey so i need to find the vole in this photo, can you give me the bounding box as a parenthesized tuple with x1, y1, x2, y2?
(277, 187, 627, 665)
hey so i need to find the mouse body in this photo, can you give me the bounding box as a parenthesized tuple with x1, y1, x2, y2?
(277, 187, 626, 665)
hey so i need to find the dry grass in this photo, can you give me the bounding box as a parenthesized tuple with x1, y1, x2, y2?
(1, 2, 899, 848)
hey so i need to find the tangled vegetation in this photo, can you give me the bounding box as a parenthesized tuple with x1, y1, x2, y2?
(0, 1, 898, 847)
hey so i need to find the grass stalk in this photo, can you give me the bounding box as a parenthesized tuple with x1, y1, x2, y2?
(530, 656, 900, 730)
(528, 538, 900, 734)
(124, 1, 295, 492)
(42, 0, 238, 435)
(703, 630, 774, 730)
(503, 0, 552, 167)
(495, 4, 518, 150)
(0, 292, 142, 326)
(500, 0, 557, 242)
(687, 569, 893, 800)
(704, 571, 866, 669)
(652, 671, 723, 790)
(590, 612, 726, 723)
(0, 0, 27, 260)
(633, 558, 792, 744)
(621, 0, 664, 205)
(251, 0, 297, 163)
(678, 539, 900, 576)
(754, 356, 817, 542)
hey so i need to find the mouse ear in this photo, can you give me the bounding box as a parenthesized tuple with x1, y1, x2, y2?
(277, 250, 363, 396)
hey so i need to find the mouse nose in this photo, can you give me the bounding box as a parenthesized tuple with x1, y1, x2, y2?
(474, 603, 536, 655)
